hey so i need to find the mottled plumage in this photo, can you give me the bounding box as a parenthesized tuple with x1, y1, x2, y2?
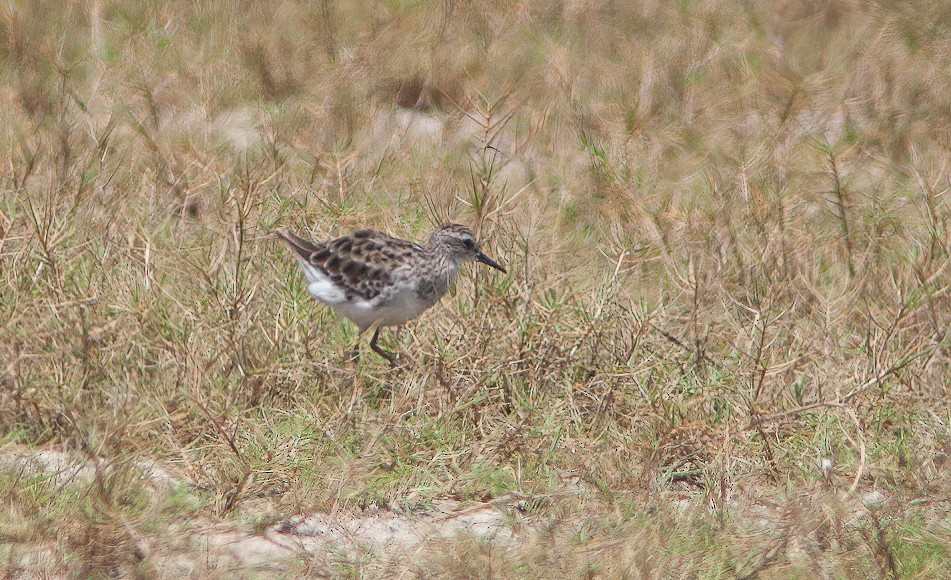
(275, 224, 505, 364)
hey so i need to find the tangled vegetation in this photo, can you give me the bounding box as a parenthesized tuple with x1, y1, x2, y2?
(1, 0, 949, 576)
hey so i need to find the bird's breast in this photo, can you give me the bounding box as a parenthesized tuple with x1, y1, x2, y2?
(414, 262, 458, 303)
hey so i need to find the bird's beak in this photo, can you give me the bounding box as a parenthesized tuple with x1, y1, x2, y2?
(476, 252, 506, 273)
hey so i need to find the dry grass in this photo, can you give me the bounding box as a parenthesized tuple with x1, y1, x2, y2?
(1, 0, 950, 577)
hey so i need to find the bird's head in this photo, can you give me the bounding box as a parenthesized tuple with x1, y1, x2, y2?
(428, 224, 506, 273)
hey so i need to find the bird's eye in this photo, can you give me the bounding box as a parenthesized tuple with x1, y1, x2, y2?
(462, 238, 475, 249)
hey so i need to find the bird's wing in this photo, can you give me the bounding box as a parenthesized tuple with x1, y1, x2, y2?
(275, 229, 422, 300)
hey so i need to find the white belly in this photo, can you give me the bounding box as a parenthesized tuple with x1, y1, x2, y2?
(302, 263, 445, 333)
(330, 291, 436, 332)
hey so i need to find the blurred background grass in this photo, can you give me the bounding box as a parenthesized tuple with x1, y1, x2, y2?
(1, 0, 950, 576)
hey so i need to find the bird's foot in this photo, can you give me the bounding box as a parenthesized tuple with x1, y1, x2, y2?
(371, 344, 400, 368)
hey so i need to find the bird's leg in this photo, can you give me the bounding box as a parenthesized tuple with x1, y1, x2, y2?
(369, 327, 399, 367)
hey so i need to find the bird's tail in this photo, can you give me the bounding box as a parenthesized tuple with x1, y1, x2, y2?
(273, 230, 321, 261)
(273, 230, 326, 284)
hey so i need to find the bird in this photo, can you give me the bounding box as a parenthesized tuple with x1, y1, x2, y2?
(274, 223, 506, 365)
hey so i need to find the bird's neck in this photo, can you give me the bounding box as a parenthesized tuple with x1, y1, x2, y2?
(420, 250, 459, 298)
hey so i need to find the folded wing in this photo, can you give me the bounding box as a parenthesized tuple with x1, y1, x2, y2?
(274, 229, 423, 302)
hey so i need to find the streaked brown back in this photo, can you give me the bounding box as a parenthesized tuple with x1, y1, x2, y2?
(275, 229, 424, 300)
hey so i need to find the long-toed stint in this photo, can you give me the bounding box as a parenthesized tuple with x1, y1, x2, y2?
(274, 224, 505, 365)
